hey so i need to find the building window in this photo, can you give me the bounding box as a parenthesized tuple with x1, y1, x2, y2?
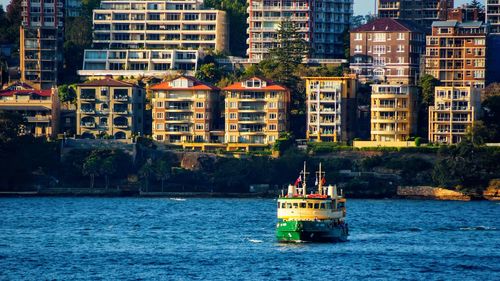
(397, 69, 404, 76)
(195, 124, 204, 130)
(373, 33, 386, 42)
(156, 102, 164, 108)
(354, 45, 362, 53)
(354, 33, 362, 41)
(195, 113, 204, 119)
(268, 124, 277, 131)
(156, 123, 164, 130)
(196, 102, 204, 108)
(397, 33, 405, 40)
(230, 124, 237, 131)
(269, 113, 277, 119)
(156, 135, 164, 141)
(156, 112, 164, 119)
(230, 113, 237, 119)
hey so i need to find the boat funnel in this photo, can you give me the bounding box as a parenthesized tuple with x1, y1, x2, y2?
(328, 185, 338, 198)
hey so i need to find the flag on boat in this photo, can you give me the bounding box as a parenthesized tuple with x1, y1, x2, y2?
(321, 176, 326, 186)
(294, 175, 302, 186)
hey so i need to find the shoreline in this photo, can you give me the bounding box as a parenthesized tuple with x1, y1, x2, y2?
(0, 190, 497, 201)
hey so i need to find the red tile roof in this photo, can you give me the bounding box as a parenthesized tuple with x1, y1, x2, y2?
(78, 77, 138, 87)
(0, 89, 52, 97)
(150, 76, 219, 91)
(223, 77, 288, 91)
(351, 18, 423, 33)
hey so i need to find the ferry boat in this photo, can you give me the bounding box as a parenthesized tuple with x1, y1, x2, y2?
(276, 162, 348, 242)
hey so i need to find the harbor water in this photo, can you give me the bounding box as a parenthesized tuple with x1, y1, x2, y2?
(0, 198, 499, 280)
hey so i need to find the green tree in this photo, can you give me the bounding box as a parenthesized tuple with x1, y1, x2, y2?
(204, 0, 246, 56)
(0, 111, 24, 142)
(419, 74, 439, 106)
(100, 156, 116, 189)
(270, 19, 310, 69)
(195, 63, 222, 84)
(466, 0, 484, 10)
(63, 17, 93, 83)
(139, 159, 154, 192)
(154, 158, 172, 192)
(82, 153, 101, 189)
(418, 74, 440, 139)
(58, 84, 77, 104)
(2, 0, 22, 45)
(482, 93, 500, 142)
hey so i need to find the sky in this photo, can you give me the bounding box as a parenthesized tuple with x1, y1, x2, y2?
(0, 0, 482, 16)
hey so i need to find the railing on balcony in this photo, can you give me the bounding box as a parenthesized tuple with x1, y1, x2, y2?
(113, 95, 128, 101)
(81, 122, 96, 128)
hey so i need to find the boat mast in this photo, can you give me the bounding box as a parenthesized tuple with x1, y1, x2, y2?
(302, 161, 307, 196)
(318, 162, 324, 195)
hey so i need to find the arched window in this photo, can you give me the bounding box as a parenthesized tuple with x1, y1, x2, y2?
(114, 131, 126, 139)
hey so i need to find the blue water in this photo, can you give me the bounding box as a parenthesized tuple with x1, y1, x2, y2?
(0, 198, 499, 280)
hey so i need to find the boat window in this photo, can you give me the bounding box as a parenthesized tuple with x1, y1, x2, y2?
(314, 203, 319, 209)
(281, 203, 286, 208)
(320, 203, 326, 209)
(307, 203, 313, 208)
(300, 203, 306, 208)
(277, 202, 280, 209)
(293, 203, 298, 208)
(330, 203, 335, 209)
(287, 203, 292, 209)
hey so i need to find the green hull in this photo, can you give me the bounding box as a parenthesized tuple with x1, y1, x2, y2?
(276, 220, 348, 242)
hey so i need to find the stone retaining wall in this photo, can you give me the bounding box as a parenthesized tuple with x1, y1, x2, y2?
(397, 186, 471, 201)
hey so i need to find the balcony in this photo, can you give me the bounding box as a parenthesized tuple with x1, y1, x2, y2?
(113, 95, 128, 101)
(25, 115, 50, 123)
(81, 122, 96, 128)
(81, 95, 96, 101)
(239, 105, 265, 111)
(81, 108, 95, 114)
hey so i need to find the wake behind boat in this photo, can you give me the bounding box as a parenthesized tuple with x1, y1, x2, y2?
(276, 162, 348, 242)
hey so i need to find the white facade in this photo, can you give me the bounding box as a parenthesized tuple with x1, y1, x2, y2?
(246, 0, 352, 62)
(487, 0, 500, 34)
(80, 0, 228, 77)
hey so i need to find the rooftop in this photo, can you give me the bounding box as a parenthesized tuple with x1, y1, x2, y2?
(150, 76, 219, 91)
(351, 18, 423, 33)
(78, 77, 138, 88)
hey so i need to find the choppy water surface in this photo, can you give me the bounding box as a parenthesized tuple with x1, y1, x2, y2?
(0, 198, 499, 280)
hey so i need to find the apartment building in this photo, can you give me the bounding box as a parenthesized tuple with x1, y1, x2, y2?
(223, 77, 289, 150)
(79, 0, 228, 77)
(246, 0, 353, 61)
(20, 0, 64, 90)
(150, 76, 220, 144)
(428, 86, 481, 144)
(487, 1, 500, 83)
(65, 0, 82, 17)
(487, 0, 500, 34)
(76, 77, 145, 139)
(304, 76, 357, 143)
(350, 18, 425, 85)
(424, 20, 487, 89)
(0, 83, 60, 138)
(378, 0, 454, 31)
(370, 84, 418, 142)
